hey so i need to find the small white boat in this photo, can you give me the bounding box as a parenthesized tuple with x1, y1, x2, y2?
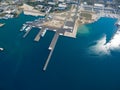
(20, 24, 27, 31)
(0, 48, 4, 51)
(32, 25, 35, 28)
(59, 33, 63, 35)
(41, 30, 47, 37)
(25, 26, 31, 32)
(53, 29, 56, 32)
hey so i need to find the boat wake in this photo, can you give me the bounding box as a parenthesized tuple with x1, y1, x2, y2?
(88, 29, 120, 56)
(88, 34, 111, 56)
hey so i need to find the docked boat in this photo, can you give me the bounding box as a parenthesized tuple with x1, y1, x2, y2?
(32, 25, 35, 28)
(25, 26, 31, 32)
(20, 24, 27, 31)
(41, 29, 47, 37)
(39, 27, 42, 29)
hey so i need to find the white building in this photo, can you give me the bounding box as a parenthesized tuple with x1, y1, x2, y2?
(58, 3, 67, 8)
(94, 3, 104, 8)
(58, 0, 65, 2)
(48, 2, 56, 6)
(36, 0, 44, 2)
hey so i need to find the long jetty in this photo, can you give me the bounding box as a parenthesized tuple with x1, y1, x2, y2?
(49, 32, 59, 50)
(43, 32, 59, 71)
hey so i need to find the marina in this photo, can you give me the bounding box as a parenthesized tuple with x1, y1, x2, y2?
(15, 0, 120, 72)
(20, 17, 78, 71)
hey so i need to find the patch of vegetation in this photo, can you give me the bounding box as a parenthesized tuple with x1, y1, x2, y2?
(115, 0, 120, 4)
(26, 2, 38, 7)
(80, 13, 92, 20)
(0, 13, 6, 17)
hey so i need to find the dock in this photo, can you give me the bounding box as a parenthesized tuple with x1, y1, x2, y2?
(23, 26, 32, 38)
(49, 32, 59, 50)
(43, 32, 59, 71)
(19, 0, 81, 71)
(34, 27, 45, 42)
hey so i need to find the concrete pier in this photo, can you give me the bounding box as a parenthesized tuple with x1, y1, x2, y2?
(43, 32, 59, 71)
(43, 48, 54, 71)
(34, 27, 45, 42)
(49, 33, 59, 50)
(64, 17, 79, 38)
(23, 26, 32, 38)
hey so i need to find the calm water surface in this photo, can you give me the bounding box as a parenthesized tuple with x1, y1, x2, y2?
(0, 14, 120, 90)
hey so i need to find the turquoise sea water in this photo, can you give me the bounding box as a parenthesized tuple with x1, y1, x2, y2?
(0, 13, 120, 90)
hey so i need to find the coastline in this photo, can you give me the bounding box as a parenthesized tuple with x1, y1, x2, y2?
(0, 11, 120, 89)
(76, 12, 119, 35)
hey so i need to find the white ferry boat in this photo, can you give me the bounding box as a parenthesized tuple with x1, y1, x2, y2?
(20, 24, 27, 31)
(41, 29, 47, 37)
(25, 26, 31, 32)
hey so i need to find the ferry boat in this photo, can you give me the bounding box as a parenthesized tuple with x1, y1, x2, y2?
(20, 24, 27, 31)
(25, 26, 31, 32)
(41, 29, 47, 37)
